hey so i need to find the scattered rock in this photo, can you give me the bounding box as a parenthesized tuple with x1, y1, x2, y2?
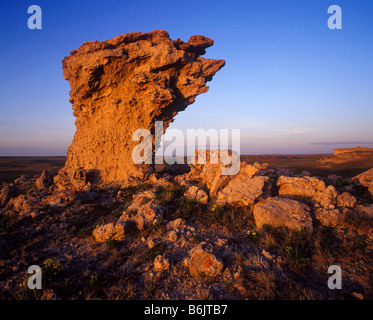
(166, 218, 185, 230)
(8, 195, 34, 213)
(253, 197, 313, 231)
(44, 191, 77, 207)
(14, 175, 29, 184)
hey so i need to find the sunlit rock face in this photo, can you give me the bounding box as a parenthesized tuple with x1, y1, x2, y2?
(55, 30, 225, 189)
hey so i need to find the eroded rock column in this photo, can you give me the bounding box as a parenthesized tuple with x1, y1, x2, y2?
(55, 30, 225, 189)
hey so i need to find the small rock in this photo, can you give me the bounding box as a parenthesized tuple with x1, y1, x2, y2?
(351, 292, 364, 300)
(166, 218, 185, 230)
(154, 255, 170, 272)
(168, 230, 178, 242)
(187, 246, 223, 278)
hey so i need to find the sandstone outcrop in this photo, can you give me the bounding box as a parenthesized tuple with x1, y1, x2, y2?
(55, 30, 224, 189)
(253, 197, 313, 231)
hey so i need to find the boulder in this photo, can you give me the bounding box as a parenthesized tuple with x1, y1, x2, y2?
(315, 208, 342, 227)
(278, 176, 338, 208)
(277, 176, 326, 199)
(253, 197, 313, 231)
(216, 175, 269, 206)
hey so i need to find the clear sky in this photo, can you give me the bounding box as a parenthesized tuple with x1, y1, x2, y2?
(1, 0, 373, 156)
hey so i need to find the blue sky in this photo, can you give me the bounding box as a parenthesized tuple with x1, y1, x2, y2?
(0, 0, 373, 155)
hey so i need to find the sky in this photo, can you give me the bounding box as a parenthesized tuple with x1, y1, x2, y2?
(0, 0, 373, 156)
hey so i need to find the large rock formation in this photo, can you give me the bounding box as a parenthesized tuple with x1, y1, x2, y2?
(55, 30, 225, 189)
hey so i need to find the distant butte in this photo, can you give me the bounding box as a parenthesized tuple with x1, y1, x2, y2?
(54, 30, 225, 189)
(317, 146, 373, 168)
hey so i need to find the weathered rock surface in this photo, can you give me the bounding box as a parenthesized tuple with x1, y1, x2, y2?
(216, 175, 269, 206)
(55, 30, 224, 189)
(0, 185, 14, 207)
(154, 255, 170, 272)
(36, 170, 53, 190)
(277, 176, 326, 199)
(253, 197, 313, 231)
(278, 176, 338, 208)
(353, 168, 373, 195)
(92, 221, 127, 242)
(315, 208, 343, 227)
(186, 246, 223, 278)
(185, 150, 268, 201)
(184, 186, 208, 204)
(355, 204, 373, 219)
(337, 192, 357, 208)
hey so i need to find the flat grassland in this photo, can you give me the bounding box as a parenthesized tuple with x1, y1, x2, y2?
(0, 157, 66, 183)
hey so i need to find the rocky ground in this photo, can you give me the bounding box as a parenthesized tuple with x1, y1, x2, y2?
(0, 156, 372, 300)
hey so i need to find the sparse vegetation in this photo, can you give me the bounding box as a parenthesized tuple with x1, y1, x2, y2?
(0, 155, 372, 301)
